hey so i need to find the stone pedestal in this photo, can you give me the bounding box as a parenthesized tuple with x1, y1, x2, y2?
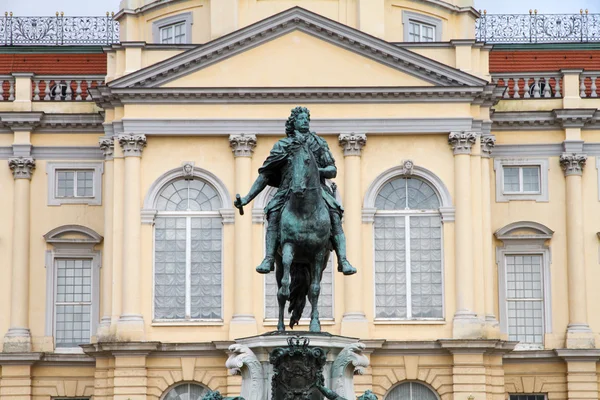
(223, 332, 369, 400)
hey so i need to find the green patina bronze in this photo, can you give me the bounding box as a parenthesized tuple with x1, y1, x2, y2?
(201, 391, 244, 400)
(234, 106, 356, 332)
(317, 386, 379, 400)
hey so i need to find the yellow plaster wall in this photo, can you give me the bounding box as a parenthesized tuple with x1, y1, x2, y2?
(161, 31, 434, 88)
(31, 366, 95, 399)
(504, 362, 568, 399)
(137, 0, 211, 44)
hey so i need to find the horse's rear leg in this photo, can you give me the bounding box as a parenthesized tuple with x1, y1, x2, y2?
(278, 243, 293, 299)
(308, 249, 328, 332)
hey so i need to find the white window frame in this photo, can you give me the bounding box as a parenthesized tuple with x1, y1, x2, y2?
(152, 12, 193, 44)
(386, 381, 441, 400)
(46, 162, 103, 206)
(402, 11, 442, 42)
(509, 395, 547, 400)
(496, 222, 553, 351)
(44, 225, 102, 352)
(494, 158, 549, 202)
(501, 165, 541, 195)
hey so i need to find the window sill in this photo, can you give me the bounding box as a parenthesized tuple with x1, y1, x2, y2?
(54, 347, 85, 354)
(152, 320, 224, 326)
(263, 319, 336, 326)
(374, 319, 446, 325)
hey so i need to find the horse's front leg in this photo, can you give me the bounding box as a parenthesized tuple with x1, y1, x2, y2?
(308, 249, 327, 332)
(274, 253, 286, 332)
(279, 242, 293, 299)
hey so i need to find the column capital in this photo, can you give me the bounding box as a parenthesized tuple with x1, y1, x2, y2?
(338, 133, 367, 157)
(480, 135, 496, 158)
(229, 134, 257, 157)
(8, 157, 35, 180)
(99, 136, 115, 160)
(118, 134, 147, 157)
(448, 132, 477, 155)
(560, 153, 587, 176)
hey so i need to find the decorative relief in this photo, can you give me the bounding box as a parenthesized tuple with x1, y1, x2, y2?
(229, 134, 257, 157)
(182, 161, 195, 180)
(8, 157, 35, 179)
(401, 159, 414, 175)
(559, 153, 587, 176)
(448, 132, 477, 155)
(480, 135, 496, 158)
(225, 344, 264, 400)
(98, 137, 114, 160)
(118, 134, 147, 157)
(338, 133, 367, 157)
(331, 342, 370, 399)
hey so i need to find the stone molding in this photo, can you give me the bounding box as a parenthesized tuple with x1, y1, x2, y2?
(480, 135, 496, 158)
(338, 133, 367, 157)
(99, 137, 115, 160)
(553, 109, 596, 128)
(448, 132, 477, 155)
(0, 112, 103, 133)
(225, 344, 264, 400)
(0, 112, 43, 131)
(118, 134, 147, 157)
(108, 7, 487, 89)
(229, 134, 257, 157)
(8, 157, 35, 179)
(559, 153, 587, 176)
(492, 110, 600, 131)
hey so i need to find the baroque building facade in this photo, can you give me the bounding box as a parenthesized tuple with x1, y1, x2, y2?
(0, 0, 600, 399)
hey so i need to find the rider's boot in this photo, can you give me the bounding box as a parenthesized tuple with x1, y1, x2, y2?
(332, 233, 357, 276)
(256, 226, 277, 274)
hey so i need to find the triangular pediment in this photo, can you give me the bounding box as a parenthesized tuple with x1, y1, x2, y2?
(109, 7, 487, 89)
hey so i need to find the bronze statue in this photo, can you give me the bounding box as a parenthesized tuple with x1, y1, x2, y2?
(234, 107, 356, 332)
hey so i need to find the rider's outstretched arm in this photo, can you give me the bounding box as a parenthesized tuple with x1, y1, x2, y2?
(239, 173, 269, 205)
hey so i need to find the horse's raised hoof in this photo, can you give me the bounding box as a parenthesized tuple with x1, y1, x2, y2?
(309, 319, 321, 333)
(255, 257, 274, 274)
(339, 259, 357, 276)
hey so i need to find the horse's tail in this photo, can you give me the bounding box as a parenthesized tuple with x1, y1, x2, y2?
(288, 262, 310, 329)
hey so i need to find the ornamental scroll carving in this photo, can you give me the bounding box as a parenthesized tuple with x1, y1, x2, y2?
(330, 342, 370, 400)
(99, 137, 114, 160)
(225, 344, 264, 400)
(229, 134, 257, 157)
(480, 135, 496, 158)
(338, 133, 367, 157)
(118, 134, 147, 157)
(448, 132, 477, 155)
(560, 153, 587, 176)
(8, 157, 36, 180)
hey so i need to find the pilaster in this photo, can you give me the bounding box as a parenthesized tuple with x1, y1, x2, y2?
(557, 349, 600, 400)
(4, 157, 36, 352)
(480, 136, 500, 336)
(471, 136, 485, 320)
(229, 134, 258, 338)
(448, 132, 481, 339)
(0, 364, 34, 400)
(339, 133, 368, 338)
(111, 140, 125, 337)
(116, 134, 146, 341)
(98, 137, 115, 341)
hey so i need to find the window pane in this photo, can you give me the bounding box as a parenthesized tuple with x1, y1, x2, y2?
(190, 217, 222, 319)
(387, 382, 438, 400)
(163, 383, 209, 400)
(407, 178, 440, 210)
(410, 215, 443, 318)
(409, 22, 420, 42)
(375, 178, 407, 210)
(76, 171, 94, 197)
(57, 171, 74, 197)
(156, 179, 220, 212)
(160, 26, 173, 44)
(374, 216, 407, 319)
(423, 25, 434, 41)
(55, 259, 92, 348)
(174, 23, 186, 44)
(510, 395, 546, 400)
(522, 167, 540, 192)
(154, 217, 186, 319)
(503, 167, 520, 192)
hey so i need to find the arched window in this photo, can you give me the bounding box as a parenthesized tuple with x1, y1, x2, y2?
(162, 383, 209, 400)
(259, 186, 335, 321)
(154, 178, 223, 321)
(386, 382, 439, 400)
(374, 176, 443, 320)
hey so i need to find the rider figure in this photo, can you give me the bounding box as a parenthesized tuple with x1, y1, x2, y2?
(234, 106, 357, 276)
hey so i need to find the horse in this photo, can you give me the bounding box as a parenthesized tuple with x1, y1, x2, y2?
(275, 140, 332, 333)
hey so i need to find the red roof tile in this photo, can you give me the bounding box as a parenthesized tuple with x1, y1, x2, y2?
(490, 50, 600, 72)
(0, 53, 106, 75)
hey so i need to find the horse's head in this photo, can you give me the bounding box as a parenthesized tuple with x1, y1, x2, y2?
(289, 141, 318, 198)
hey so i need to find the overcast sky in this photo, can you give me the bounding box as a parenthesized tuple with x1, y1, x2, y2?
(3, 0, 599, 17)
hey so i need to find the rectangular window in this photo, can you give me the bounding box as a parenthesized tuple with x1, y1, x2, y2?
(160, 22, 186, 44)
(408, 21, 435, 42)
(503, 166, 541, 194)
(509, 395, 546, 400)
(505, 254, 544, 345)
(56, 170, 94, 198)
(54, 259, 92, 348)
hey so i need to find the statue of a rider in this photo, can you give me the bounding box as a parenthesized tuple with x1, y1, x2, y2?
(234, 106, 356, 276)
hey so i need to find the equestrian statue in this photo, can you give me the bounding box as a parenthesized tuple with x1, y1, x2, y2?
(234, 106, 356, 332)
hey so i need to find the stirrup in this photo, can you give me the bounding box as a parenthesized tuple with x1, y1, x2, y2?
(256, 257, 275, 274)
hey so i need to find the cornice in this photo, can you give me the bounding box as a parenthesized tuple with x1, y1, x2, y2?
(553, 109, 597, 128)
(0, 112, 43, 131)
(81, 341, 161, 357)
(108, 7, 487, 89)
(555, 348, 600, 362)
(92, 86, 499, 107)
(492, 110, 600, 131)
(0, 352, 44, 365)
(0, 113, 104, 133)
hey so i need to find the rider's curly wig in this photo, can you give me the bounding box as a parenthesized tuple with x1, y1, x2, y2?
(285, 106, 311, 136)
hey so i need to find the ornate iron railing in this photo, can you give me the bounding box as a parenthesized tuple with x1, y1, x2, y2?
(476, 11, 600, 43)
(0, 12, 119, 45)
